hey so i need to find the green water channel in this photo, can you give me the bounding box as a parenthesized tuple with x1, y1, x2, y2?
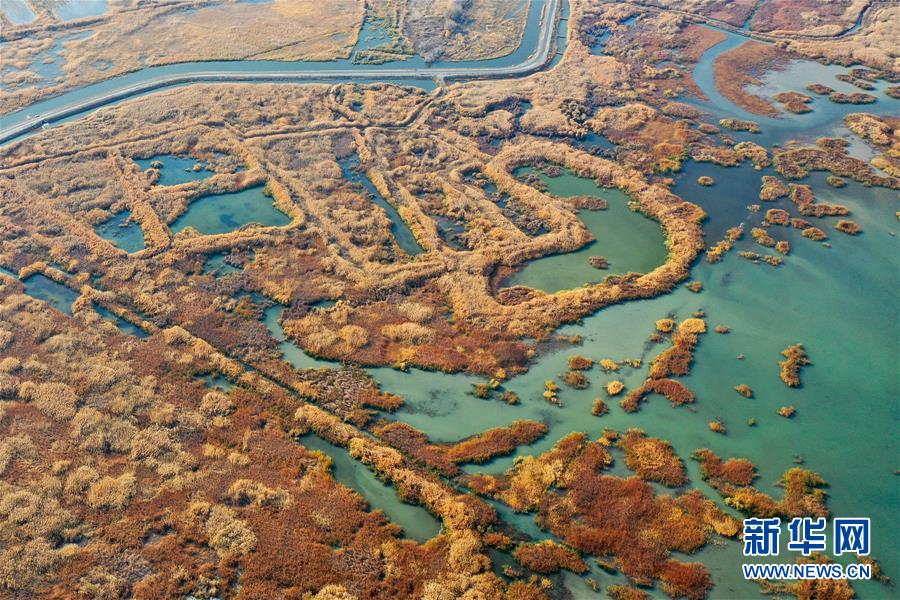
(299, 433, 442, 543)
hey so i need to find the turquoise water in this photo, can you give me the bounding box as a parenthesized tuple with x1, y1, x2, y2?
(21, 273, 79, 315)
(502, 167, 668, 292)
(370, 173, 898, 596)
(94, 304, 148, 338)
(170, 185, 291, 235)
(135, 154, 214, 186)
(95, 209, 145, 253)
(338, 155, 424, 256)
(299, 433, 442, 542)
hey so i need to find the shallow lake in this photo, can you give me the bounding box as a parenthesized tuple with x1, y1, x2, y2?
(95, 209, 145, 253)
(135, 154, 214, 187)
(502, 167, 668, 292)
(170, 185, 291, 235)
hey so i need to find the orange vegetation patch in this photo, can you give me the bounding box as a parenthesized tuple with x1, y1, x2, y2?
(648, 318, 705, 379)
(778, 405, 797, 418)
(706, 225, 744, 263)
(788, 184, 849, 217)
(751, 227, 776, 247)
(713, 41, 791, 117)
(607, 584, 651, 600)
(512, 540, 588, 575)
(605, 380, 625, 396)
(621, 378, 695, 413)
(830, 92, 877, 105)
(765, 208, 790, 226)
(750, 0, 865, 35)
(692, 448, 757, 487)
(708, 420, 727, 434)
(592, 398, 610, 416)
(0, 278, 487, 599)
(773, 91, 813, 114)
(618, 429, 688, 487)
(774, 142, 899, 188)
(693, 449, 828, 519)
(759, 175, 790, 201)
(373, 420, 548, 477)
(835, 219, 862, 234)
(562, 370, 590, 389)
(622, 317, 704, 412)
(733, 384, 753, 398)
(779, 343, 811, 387)
(655, 318, 675, 333)
(719, 118, 761, 133)
(567, 355, 593, 370)
(801, 227, 827, 241)
(463, 434, 739, 597)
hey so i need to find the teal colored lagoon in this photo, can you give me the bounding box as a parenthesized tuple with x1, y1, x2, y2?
(200, 372, 234, 391)
(135, 154, 214, 187)
(503, 167, 668, 292)
(95, 210, 145, 253)
(371, 173, 898, 597)
(170, 185, 291, 235)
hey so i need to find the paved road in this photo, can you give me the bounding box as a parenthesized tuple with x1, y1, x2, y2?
(0, 0, 560, 145)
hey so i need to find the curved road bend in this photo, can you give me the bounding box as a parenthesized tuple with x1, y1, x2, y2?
(0, 0, 560, 145)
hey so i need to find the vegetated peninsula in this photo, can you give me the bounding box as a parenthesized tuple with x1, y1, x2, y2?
(0, 0, 897, 598)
